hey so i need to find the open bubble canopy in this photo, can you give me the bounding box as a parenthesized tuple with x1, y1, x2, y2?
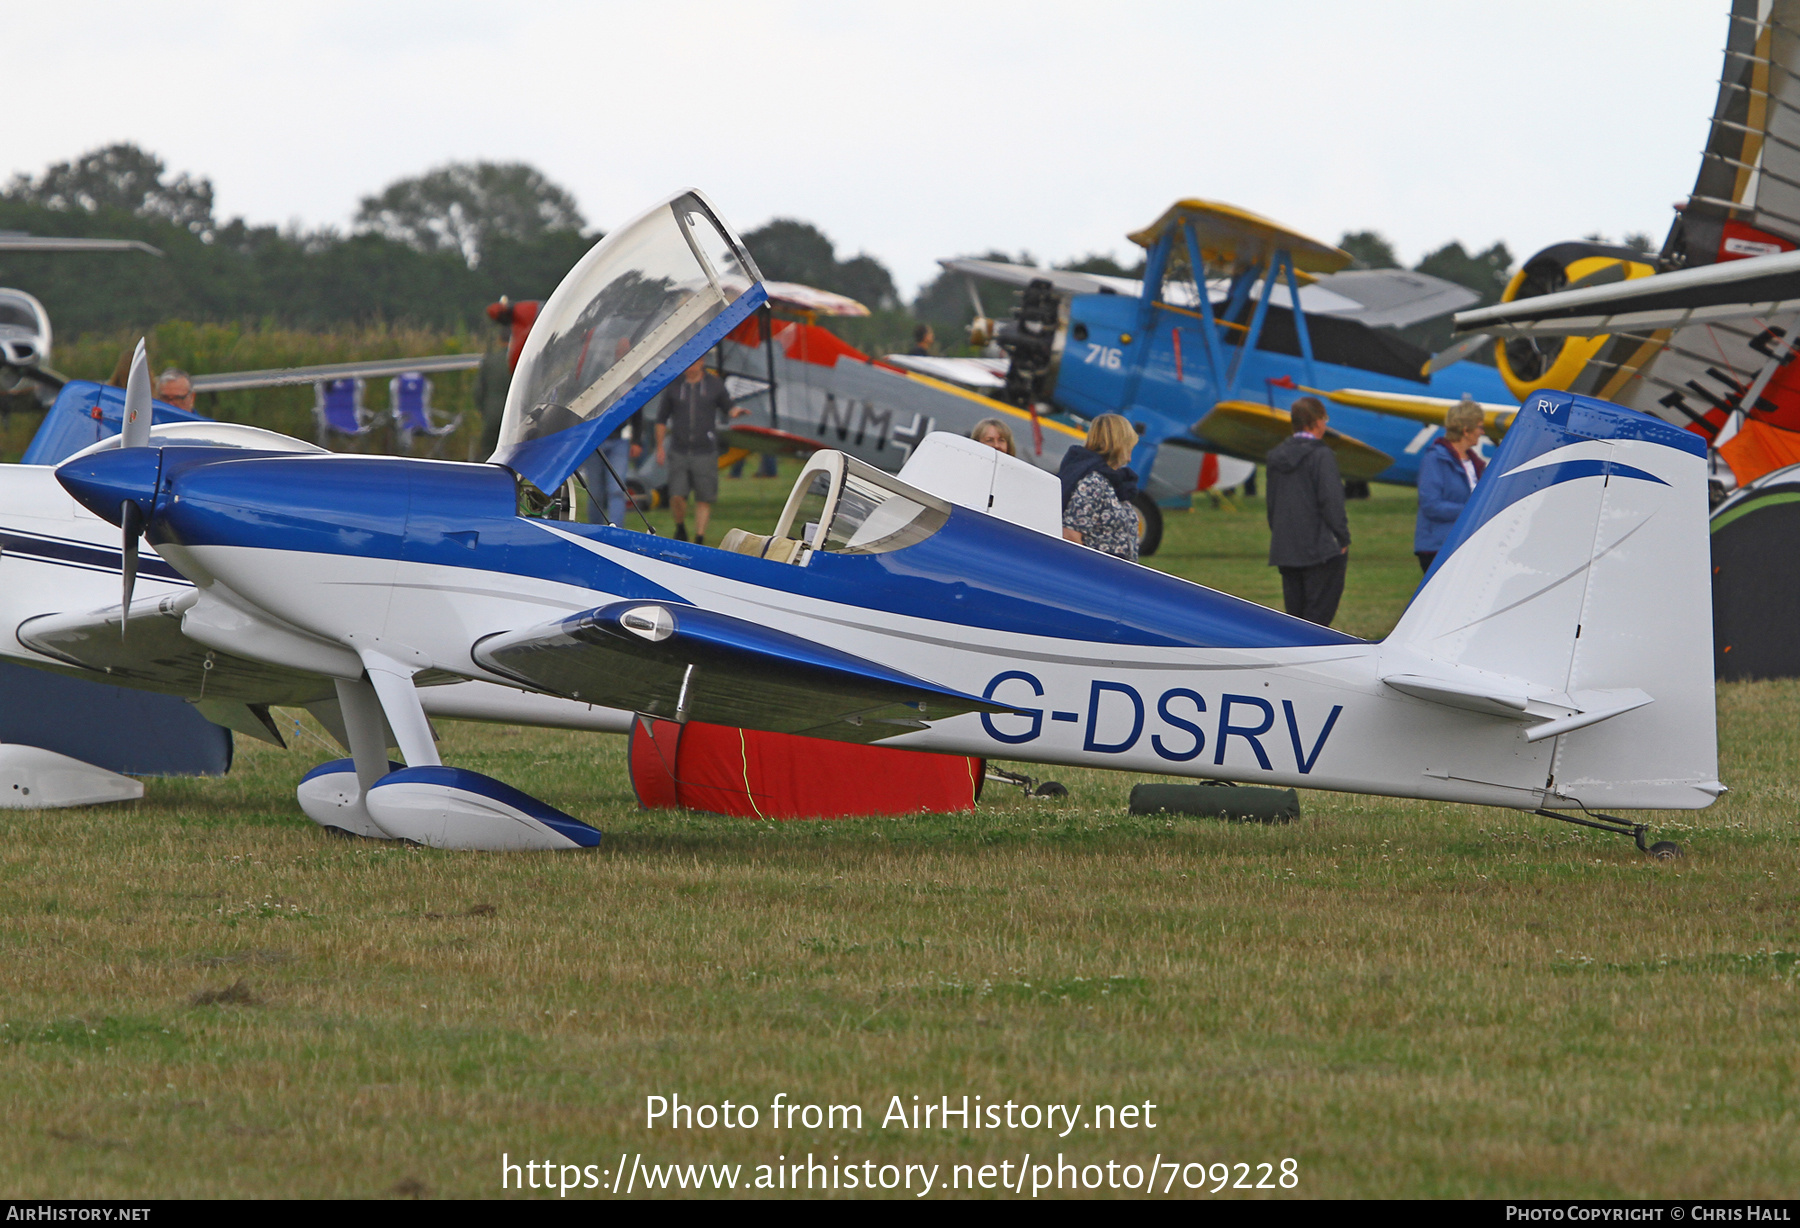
(490, 190, 767, 493)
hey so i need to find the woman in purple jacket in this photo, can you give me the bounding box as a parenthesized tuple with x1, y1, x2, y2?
(1414, 399, 1488, 572)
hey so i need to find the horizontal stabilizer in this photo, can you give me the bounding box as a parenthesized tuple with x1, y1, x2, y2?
(1383, 669, 1653, 738)
(1380, 672, 1530, 717)
(473, 601, 1010, 744)
(1521, 690, 1653, 743)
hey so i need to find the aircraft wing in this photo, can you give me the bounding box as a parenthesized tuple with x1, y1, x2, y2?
(189, 353, 484, 393)
(1321, 388, 1517, 438)
(764, 281, 870, 317)
(939, 257, 1142, 298)
(1446, 3, 1800, 456)
(881, 353, 1009, 390)
(1307, 269, 1479, 327)
(1195, 400, 1394, 480)
(0, 236, 162, 256)
(17, 593, 337, 708)
(473, 600, 1011, 745)
(1453, 249, 1800, 338)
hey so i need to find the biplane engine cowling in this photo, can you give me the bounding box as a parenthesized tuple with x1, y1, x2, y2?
(1494, 241, 1656, 402)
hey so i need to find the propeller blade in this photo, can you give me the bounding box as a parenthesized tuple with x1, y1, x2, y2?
(122, 337, 151, 449)
(965, 276, 986, 318)
(119, 500, 144, 636)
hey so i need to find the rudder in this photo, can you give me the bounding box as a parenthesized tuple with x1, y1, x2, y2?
(1385, 390, 1721, 810)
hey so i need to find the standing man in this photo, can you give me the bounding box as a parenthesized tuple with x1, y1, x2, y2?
(655, 359, 747, 545)
(1264, 396, 1351, 626)
(909, 323, 934, 356)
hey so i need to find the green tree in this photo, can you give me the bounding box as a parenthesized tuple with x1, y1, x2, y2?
(741, 219, 899, 310)
(1339, 230, 1400, 270)
(1057, 253, 1143, 279)
(5, 142, 215, 238)
(355, 162, 585, 267)
(1414, 240, 1513, 308)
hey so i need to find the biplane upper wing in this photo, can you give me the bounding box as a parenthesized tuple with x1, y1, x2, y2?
(943, 256, 1473, 326)
(1127, 199, 1352, 275)
(473, 600, 1010, 745)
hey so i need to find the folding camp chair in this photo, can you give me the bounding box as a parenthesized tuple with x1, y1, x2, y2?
(389, 371, 463, 455)
(313, 378, 375, 447)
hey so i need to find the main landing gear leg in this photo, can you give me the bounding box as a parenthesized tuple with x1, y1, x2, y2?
(352, 649, 600, 851)
(1534, 808, 1683, 859)
(294, 676, 399, 839)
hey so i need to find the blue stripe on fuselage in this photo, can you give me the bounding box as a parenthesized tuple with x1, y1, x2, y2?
(154, 452, 1359, 650)
(0, 528, 188, 583)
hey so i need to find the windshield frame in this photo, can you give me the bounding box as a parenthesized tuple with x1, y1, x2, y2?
(488, 190, 766, 494)
(771, 451, 952, 564)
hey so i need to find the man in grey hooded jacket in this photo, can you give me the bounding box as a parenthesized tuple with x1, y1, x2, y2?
(1264, 396, 1351, 626)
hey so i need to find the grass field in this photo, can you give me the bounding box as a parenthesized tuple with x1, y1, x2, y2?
(2, 468, 1794, 1200)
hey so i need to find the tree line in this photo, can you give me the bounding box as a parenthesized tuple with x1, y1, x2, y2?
(2, 143, 1576, 361)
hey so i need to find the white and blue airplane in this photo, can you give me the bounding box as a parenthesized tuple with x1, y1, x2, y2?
(48, 190, 1723, 853)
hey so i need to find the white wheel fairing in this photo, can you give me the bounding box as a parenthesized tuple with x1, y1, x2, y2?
(0, 744, 143, 809)
(295, 759, 394, 839)
(363, 768, 598, 851)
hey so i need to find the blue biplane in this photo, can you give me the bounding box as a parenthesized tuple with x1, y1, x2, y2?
(923, 200, 1523, 500)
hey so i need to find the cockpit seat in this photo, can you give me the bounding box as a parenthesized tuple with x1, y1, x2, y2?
(718, 528, 806, 564)
(719, 528, 765, 556)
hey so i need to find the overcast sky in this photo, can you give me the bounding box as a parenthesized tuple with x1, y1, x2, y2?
(11, 1, 1723, 296)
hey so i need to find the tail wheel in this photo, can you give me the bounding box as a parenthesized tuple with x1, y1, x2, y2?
(1132, 492, 1164, 558)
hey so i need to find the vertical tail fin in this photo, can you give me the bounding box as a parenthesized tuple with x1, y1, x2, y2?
(1384, 390, 1721, 809)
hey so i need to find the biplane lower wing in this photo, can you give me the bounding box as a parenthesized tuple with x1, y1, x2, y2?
(1196, 400, 1394, 480)
(473, 600, 1011, 745)
(1321, 387, 1517, 440)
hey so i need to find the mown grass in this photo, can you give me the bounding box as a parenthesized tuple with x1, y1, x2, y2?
(0, 468, 1792, 1199)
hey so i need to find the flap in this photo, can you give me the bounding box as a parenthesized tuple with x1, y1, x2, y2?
(472, 601, 1011, 745)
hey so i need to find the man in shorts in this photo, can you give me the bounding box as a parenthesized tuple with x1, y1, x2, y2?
(655, 359, 747, 544)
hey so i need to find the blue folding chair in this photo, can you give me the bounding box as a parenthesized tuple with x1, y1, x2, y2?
(389, 372, 462, 455)
(313, 378, 374, 447)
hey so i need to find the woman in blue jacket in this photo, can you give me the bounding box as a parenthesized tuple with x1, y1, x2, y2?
(1415, 399, 1488, 572)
